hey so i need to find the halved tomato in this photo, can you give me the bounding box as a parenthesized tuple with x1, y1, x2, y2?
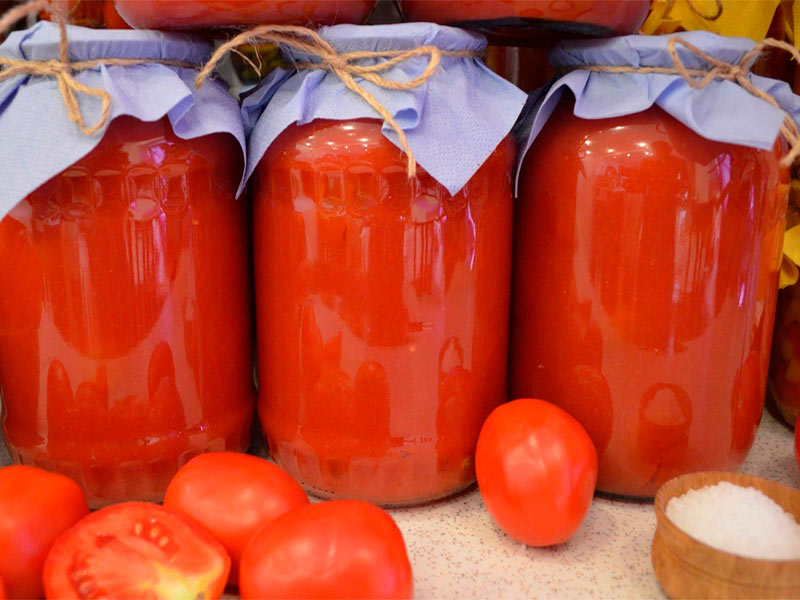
(43, 502, 230, 599)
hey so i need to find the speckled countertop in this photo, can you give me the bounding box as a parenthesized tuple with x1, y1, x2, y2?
(2, 408, 797, 599)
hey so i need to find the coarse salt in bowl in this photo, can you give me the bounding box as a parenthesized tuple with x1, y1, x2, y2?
(652, 472, 800, 599)
(665, 481, 800, 561)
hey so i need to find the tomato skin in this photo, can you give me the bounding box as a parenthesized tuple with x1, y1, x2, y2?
(164, 452, 309, 584)
(239, 500, 413, 599)
(475, 398, 598, 546)
(795, 424, 800, 471)
(43, 502, 230, 600)
(0, 466, 89, 599)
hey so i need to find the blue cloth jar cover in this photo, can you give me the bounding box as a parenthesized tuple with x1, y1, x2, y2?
(1, 21, 800, 220)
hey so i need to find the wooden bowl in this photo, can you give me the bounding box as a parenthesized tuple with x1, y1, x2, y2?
(652, 471, 800, 599)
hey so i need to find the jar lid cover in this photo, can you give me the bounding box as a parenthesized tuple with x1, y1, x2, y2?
(241, 23, 527, 196)
(0, 22, 247, 217)
(517, 31, 800, 185)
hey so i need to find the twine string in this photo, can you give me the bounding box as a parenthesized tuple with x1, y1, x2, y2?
(0, 0, 199, 136)
(196, 25, 480, 178)
(575, 36, 800, 167)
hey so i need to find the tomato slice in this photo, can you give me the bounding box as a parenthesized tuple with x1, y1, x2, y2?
(43, 502, 230, 600)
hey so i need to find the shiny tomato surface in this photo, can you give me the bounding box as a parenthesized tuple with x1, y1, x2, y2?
(239, 500, 412, 599)
(0, 466, 89, 599)
(0, 116, 255, 506)
(113, 0, 375, 30)
(397, 0, 649, 44)
(164, 452, 309, 584)
(44, 502, 230, 599)
(769, 283, 800, 426)
(511, 99, 787, 498)
(253, 119, 515, 505)
(476, 399, 597, 546)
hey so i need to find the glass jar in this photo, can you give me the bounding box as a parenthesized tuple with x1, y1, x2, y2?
(253, 118, 514, 506)
(0, 116, 255, 507)
(510, 99, 787, 498)
(113, 0, 376, 30)
(396, 0, 649, 45)
(769, 282, 800, 426)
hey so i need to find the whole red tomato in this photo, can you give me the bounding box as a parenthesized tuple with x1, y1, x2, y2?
(164, 452, 309, 584)
(0, 466, 89, 599)
(44, 502, 230, 599)
(475, 398, 598, 546)
(240, 500, 413, 599)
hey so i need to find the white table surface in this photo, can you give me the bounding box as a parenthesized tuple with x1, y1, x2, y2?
(2, 407, 796, 599)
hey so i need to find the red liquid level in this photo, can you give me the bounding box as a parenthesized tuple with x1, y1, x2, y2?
(0, 117, 255, 506)
(254, 119, 514, 505)
(511, 100, 787, 498)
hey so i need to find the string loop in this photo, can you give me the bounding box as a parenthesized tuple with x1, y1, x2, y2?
(196, 25, 480, 178)
(574, 35, 800, 167)
(0, 0, 199, 136)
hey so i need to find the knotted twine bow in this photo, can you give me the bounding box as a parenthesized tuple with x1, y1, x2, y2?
(575, 36, 800, 168)
(196, 25, 481, 178)
(0, 0, 199, 136)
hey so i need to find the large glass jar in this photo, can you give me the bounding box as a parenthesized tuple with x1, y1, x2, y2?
(113, 0, 375, 30)
(0, 116, 255, 507)
(510, 99, 787, 499)
(396, 0, 649, 45)
(253, 119, 514, 506)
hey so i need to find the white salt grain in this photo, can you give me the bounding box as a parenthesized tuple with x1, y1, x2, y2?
(665, 481, 800, 560)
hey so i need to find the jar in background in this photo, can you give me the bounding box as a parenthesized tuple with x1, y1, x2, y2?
(0, 116, 255, 506)
(40, 0, 131, 29)
(511, 99, 787, 498)
(396, 0, 649, 45)
(113, 0, 376, 30)
(253, 119, 515, 506)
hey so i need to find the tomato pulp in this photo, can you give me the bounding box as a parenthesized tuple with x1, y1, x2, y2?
(396, 0, 649, 45)
(43, 502, 230, 600)
(511, 100, 787, 498)
(254, 119, 514, 505)
(0, 117, 255, 506)
(113, 0, 375, 30)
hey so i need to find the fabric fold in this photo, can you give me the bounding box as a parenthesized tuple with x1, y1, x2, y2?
(241, 22, 528, 196)
(517, 31, 800, 184)
(0, 21, 248, 213)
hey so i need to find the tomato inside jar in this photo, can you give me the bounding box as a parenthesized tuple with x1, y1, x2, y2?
(510, 99, 787, 498)
(254, 119, 515, 506)
(396, 0, 649, 45)
(0, 116, 255, 507)
(113, 0, 376, 30)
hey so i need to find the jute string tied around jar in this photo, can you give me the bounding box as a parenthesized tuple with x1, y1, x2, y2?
(196, 25, 483, 179)
(0, 0, 202, 136)
(570, 35, 800, 168)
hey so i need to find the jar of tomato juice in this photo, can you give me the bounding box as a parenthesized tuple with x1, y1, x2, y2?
(510, 33, 793, 498)
(0, 24, 255, 506)
(243, 23, 526, 505)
